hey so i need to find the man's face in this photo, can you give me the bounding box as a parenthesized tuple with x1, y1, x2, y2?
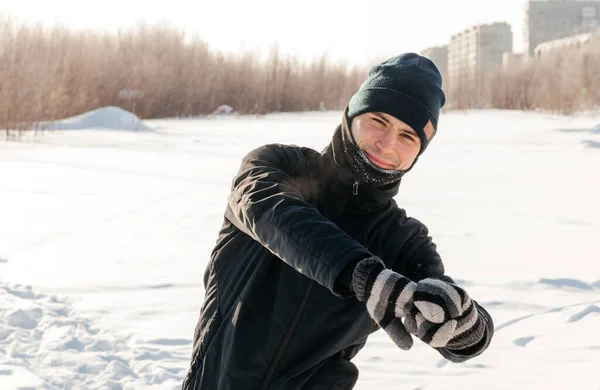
(350, 112, 434, 171)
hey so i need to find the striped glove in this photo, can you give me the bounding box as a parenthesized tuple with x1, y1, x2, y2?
(351, 257, 416, 350)
(404, 278, 486, 350)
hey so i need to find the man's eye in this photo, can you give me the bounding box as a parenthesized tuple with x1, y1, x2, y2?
(400, 132, 415, 141)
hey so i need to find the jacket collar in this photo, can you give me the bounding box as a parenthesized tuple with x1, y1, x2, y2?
(320, 109, 401, 212)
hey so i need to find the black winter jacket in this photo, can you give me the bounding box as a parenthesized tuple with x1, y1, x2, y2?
(182, 117, 493, 390)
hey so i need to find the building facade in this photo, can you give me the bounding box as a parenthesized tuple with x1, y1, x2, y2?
(524, 0, 600, 57)
(534, 27, 600, 57)
(420, 45, 449, 90)
(448, 22, 513, 96)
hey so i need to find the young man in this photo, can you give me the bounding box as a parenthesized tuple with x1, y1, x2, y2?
(182, 53, 494, 390)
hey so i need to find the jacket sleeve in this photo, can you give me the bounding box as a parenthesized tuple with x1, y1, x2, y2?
(388, 210, 446, 281)
(224, 144, 371, 297)
(390, 214, 494, 362)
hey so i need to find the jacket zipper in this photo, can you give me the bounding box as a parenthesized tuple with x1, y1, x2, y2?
(352, 181, 359, 196)
(260, 281, 314, 390)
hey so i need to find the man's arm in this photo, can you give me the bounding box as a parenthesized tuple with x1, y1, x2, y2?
(390, 216, 494, 362)
(225, 143, 371, 297)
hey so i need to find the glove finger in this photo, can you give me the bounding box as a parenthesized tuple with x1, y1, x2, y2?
(418, 319, 457, 348)
(414, 299, 446, 324)
(366, 271, 416, 326)
(413, 312, 440, 341)
(405, 310, 459, 349)
(414, 279, 465, 323)
(383, 317, 414, 350)
(393, 281, 416, 317)
(403, 307, 420, 334)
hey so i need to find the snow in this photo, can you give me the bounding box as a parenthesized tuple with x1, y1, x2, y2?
(0, 282, 183, 389)
(1, 108, 600, 389)
(37, 106, 152, 132)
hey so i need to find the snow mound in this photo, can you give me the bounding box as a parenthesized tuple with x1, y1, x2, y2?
(212, 104, 238, 116)
(0, 282, 181, 389)
(40, 106, 152, 131)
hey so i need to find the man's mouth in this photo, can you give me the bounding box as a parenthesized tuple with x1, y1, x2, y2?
(364, 151, 395, 169)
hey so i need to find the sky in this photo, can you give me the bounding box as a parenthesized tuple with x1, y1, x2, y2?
(1, 0, 528, 65)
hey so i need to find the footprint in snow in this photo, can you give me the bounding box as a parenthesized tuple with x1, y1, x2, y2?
(514, 336, 535, 347)
(567, 305, 600, 323)
(0, 281, 185, 388)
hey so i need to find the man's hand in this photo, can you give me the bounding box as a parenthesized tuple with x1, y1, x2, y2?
(351, 257, 416, 350)
(404, 278, 486, 350)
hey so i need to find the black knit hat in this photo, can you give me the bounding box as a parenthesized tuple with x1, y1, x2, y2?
(347, 53, 445, 155)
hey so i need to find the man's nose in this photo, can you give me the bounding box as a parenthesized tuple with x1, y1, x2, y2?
(376, 130, 396, 152)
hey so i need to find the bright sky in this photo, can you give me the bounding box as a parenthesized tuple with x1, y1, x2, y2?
(2, 0, 527, 65)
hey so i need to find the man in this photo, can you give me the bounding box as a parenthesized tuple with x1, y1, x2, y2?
(182, 53, 494, 390)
